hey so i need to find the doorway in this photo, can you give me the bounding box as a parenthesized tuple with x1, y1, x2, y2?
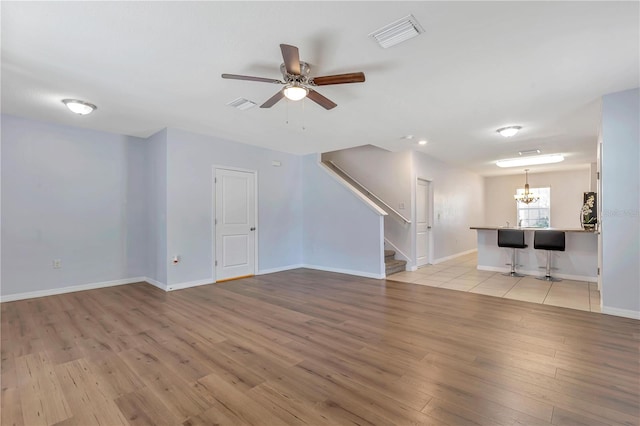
(214, 168, 257, 281)
(416, 178, 432, 267)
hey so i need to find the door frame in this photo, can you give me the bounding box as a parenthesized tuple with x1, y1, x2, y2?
(415, 177, 434, 266)
(212, 165, 259, 282)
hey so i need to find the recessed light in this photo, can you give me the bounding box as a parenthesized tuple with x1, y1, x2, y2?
(496, 154, 564, 168)
(496, 126, 522, 137)
(402, 135, 414, 140)
(62, 99, 97, 115)
(418, 140, 428, 145)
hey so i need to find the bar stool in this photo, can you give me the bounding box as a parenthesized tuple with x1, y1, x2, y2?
(534, 230, 565, 281)
(497, 229, 528, 277)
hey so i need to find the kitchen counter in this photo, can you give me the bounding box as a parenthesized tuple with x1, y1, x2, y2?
(470, 226, 597, 233)
(470, 227, 598, 282)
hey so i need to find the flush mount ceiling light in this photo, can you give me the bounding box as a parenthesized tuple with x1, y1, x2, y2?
(496, 126, 522, 137)
(369, 14, 425, 48)
(62, 99, 97, 115)
(283, 84, 309, 101)
(496, 154, 565, 168)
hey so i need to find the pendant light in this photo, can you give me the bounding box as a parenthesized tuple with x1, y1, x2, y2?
(514, 169, 539, 204)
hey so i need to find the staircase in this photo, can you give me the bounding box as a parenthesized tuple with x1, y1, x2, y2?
(385, 250, 407, 276)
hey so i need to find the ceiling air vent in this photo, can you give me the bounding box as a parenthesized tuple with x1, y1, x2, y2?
(226, 98, 257, 110)
(369, 14, 425, 48)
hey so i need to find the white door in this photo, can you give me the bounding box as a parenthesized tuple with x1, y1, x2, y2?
(416, 179, 431, 267)
(215, 168, 256, 281)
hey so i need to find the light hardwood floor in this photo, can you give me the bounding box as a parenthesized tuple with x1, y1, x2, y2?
(2, 269, 639, 425)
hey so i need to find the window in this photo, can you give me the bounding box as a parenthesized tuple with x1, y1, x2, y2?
(516, 187, 550, 227)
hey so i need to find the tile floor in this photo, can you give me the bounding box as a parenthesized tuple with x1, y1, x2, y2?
(388, 252, 601, 313)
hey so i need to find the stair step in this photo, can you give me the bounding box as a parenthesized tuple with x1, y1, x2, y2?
(384, 249, 396, 261)
(385, 259, 407, 276)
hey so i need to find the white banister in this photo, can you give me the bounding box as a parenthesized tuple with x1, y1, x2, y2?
(325, 160, 411, 225)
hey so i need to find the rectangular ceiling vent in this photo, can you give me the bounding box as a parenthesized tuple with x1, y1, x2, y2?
(226, 98, 257, 110)
(369, 14, 425, 49)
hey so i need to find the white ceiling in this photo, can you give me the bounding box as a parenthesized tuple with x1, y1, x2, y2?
(2, 1, 638, 176)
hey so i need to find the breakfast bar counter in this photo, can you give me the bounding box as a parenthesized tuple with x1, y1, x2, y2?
(470, 227, 598, 282)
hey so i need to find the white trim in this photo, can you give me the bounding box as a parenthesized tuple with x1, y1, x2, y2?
(145, 277, 167, 291)
(476, 265, 597, 283)
(384, 238, 411, 264)
(432, 248, 477, 265)
(601, 306, 640, 320)
(415, 176, 435, 267)
(0, 277, 147, 302)
(301, 264, 385, 280)
(257, 264, 304, 275)
(166, 278, 213, 291)
(318, 160, 388, 216)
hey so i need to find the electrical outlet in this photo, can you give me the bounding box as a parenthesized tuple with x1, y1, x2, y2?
(399, 203, 405, 210)
(52, 259, 62, 269)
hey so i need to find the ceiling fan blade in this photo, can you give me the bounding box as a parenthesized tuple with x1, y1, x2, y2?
(221, 74, 282, 84)
(280, 44, 301, 75)
(260, 90, 285, 108)
(307, 89, 337, 110)
(311, 72, 366, 86)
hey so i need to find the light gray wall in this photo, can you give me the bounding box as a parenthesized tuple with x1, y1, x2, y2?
(125, 138, 150, 278)
(145, 129, 168, 285)
(301, 155, 384, 277)
(323, 146, 413, 214)
(413, 151, 485, 262)
(1, 115, 147, 297)
(323, 146, 414, 260)
(601, 88, 639, 317)
(164, 128, 303, 286)
(484, 169, 591, 229)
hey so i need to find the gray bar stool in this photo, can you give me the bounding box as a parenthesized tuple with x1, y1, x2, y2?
(534, 230, 565, 281)
(497, 229, 528, 277)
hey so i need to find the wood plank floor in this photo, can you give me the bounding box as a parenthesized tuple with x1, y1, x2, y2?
(2, 269, 639, 425)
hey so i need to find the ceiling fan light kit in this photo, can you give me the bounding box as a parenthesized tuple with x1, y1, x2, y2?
(283, 84, 308, 101)
(222, 43, 365, 110)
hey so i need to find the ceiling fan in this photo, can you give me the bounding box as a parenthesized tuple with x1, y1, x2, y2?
(222, 44, 365, 110)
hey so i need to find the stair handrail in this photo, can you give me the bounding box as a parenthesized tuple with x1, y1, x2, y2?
(326, 160, 411, 225)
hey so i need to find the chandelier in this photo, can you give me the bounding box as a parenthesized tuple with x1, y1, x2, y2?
(514, 169, 539, 204)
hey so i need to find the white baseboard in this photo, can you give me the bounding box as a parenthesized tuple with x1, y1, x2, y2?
(432, 248, 477, 265)
(257, 264, 304, 275)
(301, 264, 385, 280)
(0, 277, 147, 302)
(166, 278, 213, 291)
(602, 306, 640, 320)
(476, 265, 597, 283)
(144, 277, 166, 291)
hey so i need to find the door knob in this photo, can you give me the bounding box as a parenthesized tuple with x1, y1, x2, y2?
(250, 227, 256, 231)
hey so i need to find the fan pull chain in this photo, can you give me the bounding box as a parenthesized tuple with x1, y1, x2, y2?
(301, 98, 306, 131)
(285, 99, 289, 125)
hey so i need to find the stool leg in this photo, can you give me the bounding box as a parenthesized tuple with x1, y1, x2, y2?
(502, 248, 525, 277)
(536, 250, 562, 282)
